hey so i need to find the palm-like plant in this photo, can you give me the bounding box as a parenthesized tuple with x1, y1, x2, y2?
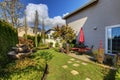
(53, 25, 76, 44)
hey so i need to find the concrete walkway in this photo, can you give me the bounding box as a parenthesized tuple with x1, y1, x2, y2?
(68, 53, 116, 70)
(68, 53, 94, 63)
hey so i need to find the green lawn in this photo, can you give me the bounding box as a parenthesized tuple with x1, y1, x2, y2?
(40, 49, 107, 80)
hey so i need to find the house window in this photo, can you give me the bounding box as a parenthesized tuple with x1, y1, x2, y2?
(106, 25, 120, 54)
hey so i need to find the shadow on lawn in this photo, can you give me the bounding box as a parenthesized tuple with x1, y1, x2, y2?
(103, 69, 116, 80)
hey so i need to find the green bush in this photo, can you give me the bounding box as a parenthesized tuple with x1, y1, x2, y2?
(69, 43, 74, 50)
(35, 51, 53, 62)
(0, 20, 18, 65)
(103, 68, 116, 80)
(49, 42, 53, 48)
(53, 47, 60, 52)
(23, 34, 42, 47)
(55, 42, 60, 47)
(116, 68, 120, 80)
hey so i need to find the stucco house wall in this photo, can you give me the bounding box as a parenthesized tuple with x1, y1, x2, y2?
(64, 0, 120, 50)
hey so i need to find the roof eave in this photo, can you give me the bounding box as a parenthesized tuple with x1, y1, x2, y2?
(63, 0, 98, 19)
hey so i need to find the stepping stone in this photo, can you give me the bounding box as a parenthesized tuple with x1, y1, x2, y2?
(67, 61, 72, 64)
(62, 65, 68, 69)
(76, 60, 80, 63)
(85, 78, 91, 80)
(73, 63, 79, 67)
(70, 58, 75, 61)
(82, 62, 87, 65)
(71, 70, 79, 75)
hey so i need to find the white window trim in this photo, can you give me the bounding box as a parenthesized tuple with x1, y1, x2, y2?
(105, 24, 120, 54)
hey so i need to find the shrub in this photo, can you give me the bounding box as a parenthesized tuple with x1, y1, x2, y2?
(23, 34, 42, 47)
(18, 37, 34, 49)
(93, 49, 104, 63)
(53, 47, 60, 52)
(37, 43, 49, 50)
(62, 43, 66, 49)
(69, 43, 74, 50)
(105, 55, 114, 66)
(116, 68, 120, 80)
(55, 42, 60, 47)
(103, 68, 116, 80)
(49, 42, 53, 48)
(0, 20, 18, 65)
(35, 51, 53, 62)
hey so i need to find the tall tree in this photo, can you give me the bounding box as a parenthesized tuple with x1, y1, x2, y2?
(24, 12, 27, 40)
(34, 10, 39, 47)
(41, 19, 45, 44)
(0, 2, 8, 21)
(0, 0, 23, 27)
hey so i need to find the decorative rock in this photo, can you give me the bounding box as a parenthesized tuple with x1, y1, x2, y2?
(16, 52, 32, 59)
(8, 51, 17, 59)
(71, 70, 79, 75)
(8, 43, 33, 59)
(12, 47, 18, 50)
(73, 63, 79, 67)
(62, 65, 68, 69)
(8, 51, 16, 55)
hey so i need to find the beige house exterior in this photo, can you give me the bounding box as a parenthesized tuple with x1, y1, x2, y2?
(63, 0, 120, 54)
(17, 26, 41, 37)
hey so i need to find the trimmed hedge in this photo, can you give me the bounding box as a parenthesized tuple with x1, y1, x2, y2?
(116, 68, 120, 80)
(0, 20, 18, 65)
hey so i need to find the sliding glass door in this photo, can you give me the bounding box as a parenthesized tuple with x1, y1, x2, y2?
(106, 25, 120, 54)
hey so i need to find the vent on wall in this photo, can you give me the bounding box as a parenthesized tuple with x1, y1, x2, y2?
(93, 27, 97, 30)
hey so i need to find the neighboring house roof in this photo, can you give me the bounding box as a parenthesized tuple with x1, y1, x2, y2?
(45, 29, 55, 34)
(63, 0, 98, 19)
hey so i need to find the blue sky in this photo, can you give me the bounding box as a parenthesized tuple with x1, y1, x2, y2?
(0, 0, 90, 29)
(21, 0, 90, 18)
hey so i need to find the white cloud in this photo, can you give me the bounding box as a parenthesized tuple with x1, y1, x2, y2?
(23, 3, 65, 27)
(45, 16, 65, 27)
(25, 3, 48, 24)
(63, 12, 69, 17)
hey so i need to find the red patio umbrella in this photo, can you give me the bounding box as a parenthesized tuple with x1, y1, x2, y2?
(79, 27, 84, 43)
